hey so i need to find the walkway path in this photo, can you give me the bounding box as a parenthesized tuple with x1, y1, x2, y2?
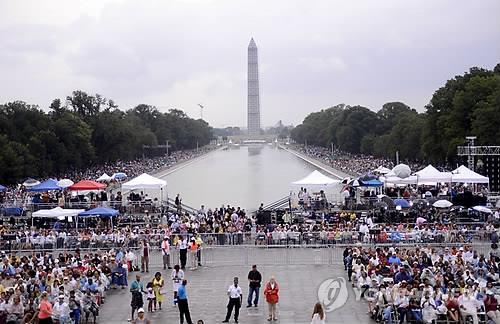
(279, 145, 354, 180)
(99, 248, 366, 323)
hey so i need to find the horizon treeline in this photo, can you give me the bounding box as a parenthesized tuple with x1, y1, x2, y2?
(0, 90, 212, 184)
(291, 64, 500, 165)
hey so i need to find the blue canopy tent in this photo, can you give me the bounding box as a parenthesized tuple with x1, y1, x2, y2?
(0, 184, 6, 191)
(79, 207, 119, 218)
(1, 207, 23, 216)
(394, 198, 410, 208)
(360, 179, 383, 187)
(78, 207, 119, 228)
(28, 179, 62, 192)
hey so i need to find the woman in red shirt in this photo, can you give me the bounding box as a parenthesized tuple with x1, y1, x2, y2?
(38, 291, 53, 324)
(264, 276, 279, 321)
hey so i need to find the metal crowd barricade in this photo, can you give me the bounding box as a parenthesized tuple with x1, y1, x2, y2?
(2, 242, 495, 269)
(2, 229, 496, 255)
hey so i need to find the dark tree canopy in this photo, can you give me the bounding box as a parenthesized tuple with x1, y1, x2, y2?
(291, 64, 500, 164)
(0, 91, 213, 184)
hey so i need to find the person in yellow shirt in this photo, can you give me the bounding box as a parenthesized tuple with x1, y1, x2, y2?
(195, 234, 203, 267)
(173, 235, 180, 247)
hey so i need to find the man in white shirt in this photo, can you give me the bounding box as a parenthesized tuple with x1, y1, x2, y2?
(223, 277, 242, 323)
(177, 236, 188, 270)
(459, 291, 480, 324)
(53, 294, 71, 323)
(161, 237, 171, 270)
(359, 223, 369, 243)
(366, 215, 374, 228)
(125, 249, 136, 272)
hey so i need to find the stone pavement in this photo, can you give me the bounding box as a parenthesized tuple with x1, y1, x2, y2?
(99, 248, 368, 323)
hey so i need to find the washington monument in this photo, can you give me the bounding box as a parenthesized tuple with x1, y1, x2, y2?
(247, 38, 261, 136)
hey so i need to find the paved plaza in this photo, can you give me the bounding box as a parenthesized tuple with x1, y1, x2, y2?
(99, 247, 367, 323)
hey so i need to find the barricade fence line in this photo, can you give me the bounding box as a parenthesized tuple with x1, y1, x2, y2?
(3, 243, 493, 268)
(1, 229, 494, 253)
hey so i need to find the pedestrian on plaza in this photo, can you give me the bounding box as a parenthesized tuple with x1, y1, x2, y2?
(126, 249, 136, 272)
(223, 277, 243, 323)
(146, 282, 155, 313)
(247, 264, 262, 307)
(131, 308, 151, 324)
(178, 236, 188, 269)
(161, 236, 172, 270)
(189, 237, 198, 270)
(264, 276, 279, 321)
(140, 239, 150, 273)
(311, 302, 326, 324)
(129, 274, 145, 322)
(152, 271, 165, 311)
(177, 280, 194, 324)
(195, 233, 203, 266)
(171, 264, 185, 305)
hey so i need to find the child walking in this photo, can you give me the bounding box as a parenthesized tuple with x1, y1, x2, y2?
(146, 281, 155, 312)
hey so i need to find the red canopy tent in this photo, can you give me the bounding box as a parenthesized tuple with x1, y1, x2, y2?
(69, 180, 107, 191)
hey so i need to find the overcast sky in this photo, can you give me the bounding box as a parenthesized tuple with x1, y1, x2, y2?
(1, 0, 499, 128)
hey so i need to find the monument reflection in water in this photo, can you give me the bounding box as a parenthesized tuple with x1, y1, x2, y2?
(163, 145, 321, 210)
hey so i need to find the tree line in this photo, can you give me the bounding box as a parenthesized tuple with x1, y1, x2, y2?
(291, 64, 500, 164)
(0, 90, 213, 184)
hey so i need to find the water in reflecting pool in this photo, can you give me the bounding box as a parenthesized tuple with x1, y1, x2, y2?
(161, 145, 320, 210)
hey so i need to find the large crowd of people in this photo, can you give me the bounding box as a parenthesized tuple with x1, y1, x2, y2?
(0, 141, 498, 323)
(0, 201, 499, 323)
(344, 243, 500, 323)
(292, 144, 425, 177)
(0, 147, 215, 207)
(1, 199, 500, 253)
(0, 246, 115, 324)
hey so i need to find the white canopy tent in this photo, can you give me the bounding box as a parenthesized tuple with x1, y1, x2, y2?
(291, 170, 342, 205)
(122, 173, 167, 203)
(96, 173, 112, 182)
(32, 207, 85, 220)
(373, 166, 392, 174)
(382, 175, 418, 185)
(415, 165, 452, 184)
(122, 173, 167, 190)
(292, 170, 340, 187)
(452, 165, 489, 184)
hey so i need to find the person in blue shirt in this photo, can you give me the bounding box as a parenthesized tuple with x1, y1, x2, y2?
(388, 253, 402, 266)
(85, 278, 98, 293)
(394, 267, 412, 284)
(389, 231, 402, 243)
(112, 262, 128, 288)
(129, 274, 145, 322)
(177, 280, 193, 324)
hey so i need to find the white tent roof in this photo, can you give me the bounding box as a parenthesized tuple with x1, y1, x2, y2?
(382, 175, 418, 185)
(32, 207, 85, 219)
(292, 170, 340, 186)
(122, 173, 167, 190)
(415, 165, 452, 183)
(452, 165, 489, 184)
(96, 173, 112, 182)
(373, 166, 392, 174)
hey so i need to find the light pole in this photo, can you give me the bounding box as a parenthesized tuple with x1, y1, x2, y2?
(198, 104, 204, 120)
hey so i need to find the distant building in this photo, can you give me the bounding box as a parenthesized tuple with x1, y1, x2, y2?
(247, 38, 261, 136)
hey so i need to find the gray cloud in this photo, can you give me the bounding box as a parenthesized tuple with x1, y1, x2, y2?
(0, 0, 499, 127)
